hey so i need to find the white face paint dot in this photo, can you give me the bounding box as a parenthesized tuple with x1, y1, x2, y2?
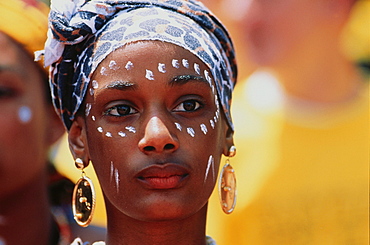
(125, 61, 134, 70)
(97, 127, 103, 133)
(109, 60, 120, 70)
(100, 67, 108, 76)
(92, 80, 99, 89)
(182, 59, 189, 68)
(92, 116, 96, 121)
(85, 103, 92, 116)
(105, 132, 112, 137)
(118, 131, 126, 137)
(145, 69, 154, 80)
(187, 127, 195, 137)
(172, 59, 180, 68)
(158, 63, 166, 73)
(89, 88, 95, 96)
(210, 119, 215, 129)
(18, 106, 32, 123)
(200, 124, 208, 135)
(175, 122, 182, 131)
(194, 63, 200, 75)
(125, 126, 136, 133)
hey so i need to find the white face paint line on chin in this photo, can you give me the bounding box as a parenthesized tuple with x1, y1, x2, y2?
(172, 59, 180, 68)
(194, 63, 200, 75)
(158, 63, 166, 73)
(187, 127, 195, 137)
(125, 126, 136, 133)
(125, 61, 134, 70)
(200, 124, 208, 135)
(110, 161, 114, 183)
(109, 60, 120, 70)
(18, 106, 32, 124)
(204, 155, 214, 183)
(182, 59, 189, 68)
(145, 69, 155, 80)
(174, 122, 182, 131)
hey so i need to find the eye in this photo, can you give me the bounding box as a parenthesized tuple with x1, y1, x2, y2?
(0, 86, 16, 99)
(104, 104, 138, 117)
(173, 99, 202, 112)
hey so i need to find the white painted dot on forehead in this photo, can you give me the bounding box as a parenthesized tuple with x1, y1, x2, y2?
(187, 127, 195, 137)
(125, 61, 134, 70)
(145, 69, 155, 80)
(85, 103, 92, 116)
(100, 67, 108, 76)
(194, 63, 200, 75)
(92, 80, 99, 89)
(158, 63, 166, 73)
(204, 155, 214, 183)
(214, 115, 218, 123)
(175, 122, 182, 131)
(118, 131, 126, 137)
(172, 59, 180, 68)
(97, 127, 103, 133)
(109, 60, 120, 70)
(200, 124, 208, 135)
(182, 59, 189, 68)
(210, 119, 215, 129)
(18, 106, 32, 124)
(125, 126, 136, 133)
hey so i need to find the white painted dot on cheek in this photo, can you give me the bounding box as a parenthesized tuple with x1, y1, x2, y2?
(210, 119, 215, 129)
(109, 60, 120, 70)
(92, 80, 99, 89)
(89, 88, 95, 96)
(125, 126, 136, 133)
(158, 63, 166, 73)
(194, 63, 200, 75)
(204, 155, 214, 183)
(105, 132, 112, 137)
(182, 59, 189, 68)
(187, 127, 195, 137)
(97, 127, 103, 133)
(114, 168, 120, 193)
(92, 116, 96, 121)
(118, 131, 126, 137)
(175, 122, 182, 131)
(200, 124, 208, 135)
(125, 61, 134, 70)
(145, 69, 154, 80)
(18, 106, 32, 123)
(100, 67, 108, 76)
(172, 59, 180, 68)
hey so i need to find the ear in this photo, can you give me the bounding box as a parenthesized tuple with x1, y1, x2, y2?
(46, 105, 66, 146)
(222, 123, 235, 157)
(68, 116, 90, 167)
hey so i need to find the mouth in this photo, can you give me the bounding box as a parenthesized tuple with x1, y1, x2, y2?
(136, 164, 189, 190)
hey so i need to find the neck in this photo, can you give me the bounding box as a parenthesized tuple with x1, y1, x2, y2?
(268, 36, 363, 105)
(104, 201, 208, 245)
(0, 170, 53, 245)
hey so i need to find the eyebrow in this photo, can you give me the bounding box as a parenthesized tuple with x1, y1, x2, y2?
(169, 74, 208, 86)
(104, 80, 137, 90)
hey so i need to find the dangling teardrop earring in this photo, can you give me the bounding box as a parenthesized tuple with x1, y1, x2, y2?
(72, 157, 96, 227)
(218, 145, 237, 214)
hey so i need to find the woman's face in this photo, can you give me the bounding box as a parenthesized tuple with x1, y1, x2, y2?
(71, 41, 231, 221)
(0, 32, 57, 197)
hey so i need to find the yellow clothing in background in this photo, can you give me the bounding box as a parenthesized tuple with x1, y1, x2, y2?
(207, 72, 369, 245)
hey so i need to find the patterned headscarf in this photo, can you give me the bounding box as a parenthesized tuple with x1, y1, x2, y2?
(42, 0, 237, 130)
(0, 0, 49, 73)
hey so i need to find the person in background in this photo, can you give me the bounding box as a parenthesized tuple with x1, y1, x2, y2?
(205, 0, 369, 244)
(0, 0, 105, 244)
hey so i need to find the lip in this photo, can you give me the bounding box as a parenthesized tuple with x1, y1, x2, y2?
(135, 164, 189, 190)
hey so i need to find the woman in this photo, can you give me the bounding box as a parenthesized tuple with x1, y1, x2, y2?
(41, 0, 237, 244)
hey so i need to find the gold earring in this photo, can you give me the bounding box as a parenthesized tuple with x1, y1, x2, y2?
(218, 146, 237, 214)
(72, 158, 96, 227)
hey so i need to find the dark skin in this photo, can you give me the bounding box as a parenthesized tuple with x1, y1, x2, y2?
(69, 41, 234, 244)
(0, 32, 65, 245)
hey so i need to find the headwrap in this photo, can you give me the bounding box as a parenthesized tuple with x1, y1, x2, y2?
(0, 0, 48, 73)
(42, 0, 237, 130)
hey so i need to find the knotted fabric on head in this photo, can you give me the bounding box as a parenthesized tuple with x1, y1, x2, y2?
(0, 0, 48, 73)
(43, 0, 237, 130)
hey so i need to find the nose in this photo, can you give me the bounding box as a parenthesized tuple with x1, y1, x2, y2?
(138, 116, 179, 154)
